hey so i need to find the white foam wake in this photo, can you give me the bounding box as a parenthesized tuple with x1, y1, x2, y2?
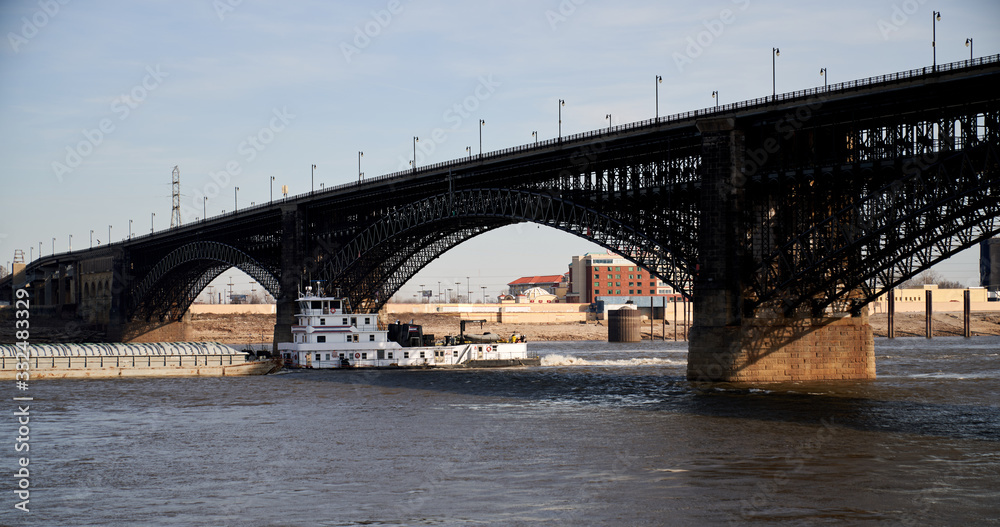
(540, 353, 684, 367)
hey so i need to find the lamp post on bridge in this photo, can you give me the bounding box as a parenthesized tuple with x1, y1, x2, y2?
(234, 186, 239, 210)
(772, 47, 780, 100)
(932, 11, 941, 71)
(412, 137, 419, 171)
(129, 219, 133, 239)
(358, 151, 364, 182)
(68, 234, 72, 251)
(966, 37, 973, 61)
(203, 197, 208, 221)
(820, 68, 827, 89)
(151, 212, 155, 234)
(270, 176, 275, 203)
(108, 225, 112, 245)
(479, 119, 485, 156)
(90, 230, 93, 248)
(311, 164, 316, 193)
(712, 90, 719, 108)
(466, 146, 471, 160)
(655, 75, 662, 122)
(606, 113, 612, 132)
(52, 237, 55, 255)
(558, 99, 565, 141)
(532, 131, 538, 145)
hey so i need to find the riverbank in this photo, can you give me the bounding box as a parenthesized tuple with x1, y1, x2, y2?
(3, 310, 999, 344)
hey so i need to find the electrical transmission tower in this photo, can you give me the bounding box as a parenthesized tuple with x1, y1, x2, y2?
(170, 165, 182, 228)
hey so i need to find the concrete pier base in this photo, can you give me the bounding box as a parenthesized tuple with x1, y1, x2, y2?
(688, 314, 875, 382)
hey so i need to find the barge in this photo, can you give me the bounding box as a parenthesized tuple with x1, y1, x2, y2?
(278, 287, 539, 369)
(0, 342, 282, 379)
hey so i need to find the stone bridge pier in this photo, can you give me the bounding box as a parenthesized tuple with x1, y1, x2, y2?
(687, 119, 875, 382)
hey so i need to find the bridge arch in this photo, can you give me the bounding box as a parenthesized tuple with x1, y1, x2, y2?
(130, 241, 280, 321)
(318, 188, 697, 311)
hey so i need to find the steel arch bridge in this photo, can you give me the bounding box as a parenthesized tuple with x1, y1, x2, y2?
(8, 55, 999, 380)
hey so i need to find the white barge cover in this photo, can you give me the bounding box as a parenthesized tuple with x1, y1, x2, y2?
(0, 342, 240, 358)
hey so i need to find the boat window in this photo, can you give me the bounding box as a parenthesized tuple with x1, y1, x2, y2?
(342, 318, 348, 325)
(353, 335, 360, 343)
(361, 353, 367, 359)
(339, 353, 345, 358)
(317, 336, 326, 343)
(387, 352, 393, 359)
(453, 350, 458, 356)
(369, 335, 375, 342)
(320, 318, 326, 325)
(364, 317, 370, 325)
(325, 354, 330, 360)
(351, 317, 357, 326)
(331, 300, 341, 311)
(404, 352, 409, 358)
(419, 351, 425, 358)
(315, 353, 321, 361)
(311, 301, 322, 310)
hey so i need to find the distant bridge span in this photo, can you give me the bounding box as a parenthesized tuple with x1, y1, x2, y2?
(6, 55, 999, 382)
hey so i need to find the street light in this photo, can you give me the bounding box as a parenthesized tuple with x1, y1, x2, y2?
(820, 67, 827, 89)
(481, 286, 487, 303)
(606, 113, 612, 132)
(479, 119, 485, 156)
(655, 75, 662, 122)
(932, 11, 941, 71)
(712, 90, 719, 108)
(412, 137, 419, 171)
(108, 225, 112, 245)
(358, 151, 364, 182)
(129, 219, 133, 239)
(466, 146, 472, 159)
(270, 176, 275, 203)
(558, 99, 566, 140)
(532, 131, 538, 145)
(68, 234, 72, 251)
(456, 282, 461, 303)
(151, 212, 155, 234)
(966, 37, 973, 61)
(203, 196, 208, 221)
(52, 237, 55, 254)
(90, 230, 94, 248)
(235, 186, 239, 210)
(772, 47, 780, 99)
(311, 164, 316, 192)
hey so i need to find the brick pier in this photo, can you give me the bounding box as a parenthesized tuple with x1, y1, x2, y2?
(687, 118, 876, 382)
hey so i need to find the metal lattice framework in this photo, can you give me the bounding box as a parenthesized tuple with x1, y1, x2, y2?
(130, 241, 280, 321)
(749, 144, 1000, 315)
(317, 188, 699, 312)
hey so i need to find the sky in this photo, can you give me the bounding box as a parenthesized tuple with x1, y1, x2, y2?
(1, 0, 997, 301)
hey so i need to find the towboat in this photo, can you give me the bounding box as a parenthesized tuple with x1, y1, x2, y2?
(277, 287, 539, 369)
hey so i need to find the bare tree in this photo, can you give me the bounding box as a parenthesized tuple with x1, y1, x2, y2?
(900, 270, 964, 289)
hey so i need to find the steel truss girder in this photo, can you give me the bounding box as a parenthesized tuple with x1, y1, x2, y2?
(316, 188, 698, 312)
(750, 144, 1000, 315)
(129, 241, 280, 322)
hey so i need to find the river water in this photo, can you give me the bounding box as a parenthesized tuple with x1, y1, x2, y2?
(3, 337, 998, 526)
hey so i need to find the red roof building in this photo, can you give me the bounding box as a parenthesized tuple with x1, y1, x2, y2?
(507, 275, 564, 297)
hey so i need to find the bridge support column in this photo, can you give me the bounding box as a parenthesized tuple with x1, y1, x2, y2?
(273, 205, 305, 351)
(687, 118, 875, 382)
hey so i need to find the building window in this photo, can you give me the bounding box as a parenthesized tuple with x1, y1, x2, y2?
(629, 290, 634, 295)
(317, 336, 326, 343)
(615, 290, 621, 294)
